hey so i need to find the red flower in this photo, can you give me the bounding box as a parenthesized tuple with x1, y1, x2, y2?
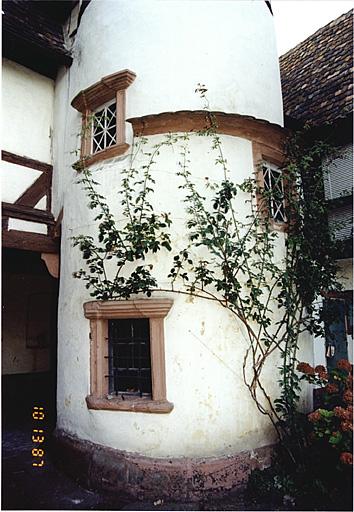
(297, 362, 315, 375)
(308, 410, 321, 423)
(336, 359, 352, 372)
(343, 390, 353, 405)
(334, 406, 348, 419)
(340, 452, 353, 465)
(340, 421, 353, 432)
(314, 365, 328, 380)
(325, 383, 339, 394)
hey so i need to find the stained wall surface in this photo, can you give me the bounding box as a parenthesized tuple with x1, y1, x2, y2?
(53, 0, 294, 459)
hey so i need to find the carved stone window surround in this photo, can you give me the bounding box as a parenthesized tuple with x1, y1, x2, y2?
(83, 298, 174, 414)
(71, 69, 136, 167)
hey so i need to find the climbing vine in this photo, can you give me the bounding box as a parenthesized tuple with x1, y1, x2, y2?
(72, 87, 342, 461)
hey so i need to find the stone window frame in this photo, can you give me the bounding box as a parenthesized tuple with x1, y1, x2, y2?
(71, 69, 136, 167)
(252, 142, 288, 232)
(83, 298, 174, 413)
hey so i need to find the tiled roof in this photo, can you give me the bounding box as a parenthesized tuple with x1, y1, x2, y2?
(2, 0, 72, 63)
(280, 10, 353, 126)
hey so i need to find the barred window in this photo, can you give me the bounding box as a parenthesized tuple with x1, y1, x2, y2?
(84, 299, 173, 413)
(108, 318, 152, 398)
(92, 101, 117, 154)
(71, 69, 136, 166)
(262, 163, 286, 223)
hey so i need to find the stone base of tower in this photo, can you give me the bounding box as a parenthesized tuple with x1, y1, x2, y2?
(52, 429, 273, 501)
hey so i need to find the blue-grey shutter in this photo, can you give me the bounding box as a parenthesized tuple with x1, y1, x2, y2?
(324, 144, 353, 200)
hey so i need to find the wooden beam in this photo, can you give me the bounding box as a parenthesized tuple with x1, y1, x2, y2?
(1, 150, 52, 174)
(14, 172, 50, 208)
(3, 230, 59, 253)
(2, 216, 9, 230)
(52, 208, 63, 239)
(2, 202, 55, 225)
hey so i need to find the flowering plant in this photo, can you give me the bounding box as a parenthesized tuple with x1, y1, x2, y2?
(297, 359, 353, 467)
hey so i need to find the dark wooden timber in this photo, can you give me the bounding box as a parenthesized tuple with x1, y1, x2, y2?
(1, 151, 53, 174)
(2, 230, 59, 253)
(2, 217, 9, 230)
(14, 172, 51, 208)
(2, 202, 55, 225)
(50, 208, 63, 239)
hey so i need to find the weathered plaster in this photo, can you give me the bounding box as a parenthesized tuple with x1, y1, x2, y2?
(2, 59, 54, 164)
(55, 133, 289, 458)
(68, 0, 283, 126)
(8, 219, 48, 235)
(1, 160, 42, 203)
(53, 0, 294, 462)
(53, 429, 274, 501)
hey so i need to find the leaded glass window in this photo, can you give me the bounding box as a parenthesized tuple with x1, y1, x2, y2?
(108, 318, 152, 398)
(92, 101, 117, 154)
(262, 163, 286, 223)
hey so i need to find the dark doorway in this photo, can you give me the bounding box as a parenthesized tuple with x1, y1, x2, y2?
(2, 248, 58, 431)
(324, 293, 353, 370)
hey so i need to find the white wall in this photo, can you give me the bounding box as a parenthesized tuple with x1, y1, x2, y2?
(54, 0, 287, 458)
(2, 58, 54, 164)
(56, 133, 292, 457)
(69, 0, 283, 126)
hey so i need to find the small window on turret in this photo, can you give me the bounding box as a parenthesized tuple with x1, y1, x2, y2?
(92, 101, 117, 154)
(71, 69, 136, 167)
(262, 163, 286, 223)
(252, 142, 287, 231)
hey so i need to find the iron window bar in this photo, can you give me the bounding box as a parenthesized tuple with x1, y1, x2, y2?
(92, 101, 117, 154)
(262, 163, 286, 223)
(107, 318, 152, 399)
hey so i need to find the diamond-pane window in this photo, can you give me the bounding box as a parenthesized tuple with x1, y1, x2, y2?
(92, 102, 117, 154)
(262, 163, 286, 223)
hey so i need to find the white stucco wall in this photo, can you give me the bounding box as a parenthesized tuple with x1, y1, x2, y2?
(68, 0, 283, 126)
(53, 0, 289, 459)
(56, 133, 293, 457)
(2, 58, 54, 164)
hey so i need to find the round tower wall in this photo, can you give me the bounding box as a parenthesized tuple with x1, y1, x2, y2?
(52, 0, 294, 495)
(69, 0, 283, 125)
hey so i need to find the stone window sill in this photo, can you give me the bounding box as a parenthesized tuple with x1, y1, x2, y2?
(86, 395, 174, 414)
(74, 143, 130, 170)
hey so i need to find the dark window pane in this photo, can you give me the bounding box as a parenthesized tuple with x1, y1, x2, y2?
(108, 318, 151, 396)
